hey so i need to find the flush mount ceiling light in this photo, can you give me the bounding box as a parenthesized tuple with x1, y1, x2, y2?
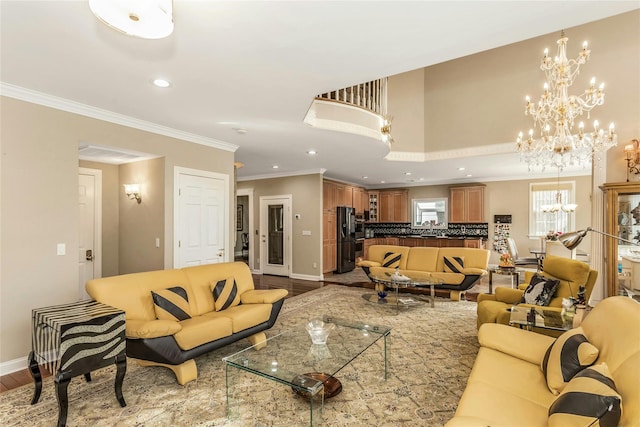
(307, 150, 317, 155)
(516, 31, 616, 171)
(89, 0, 174, 39)
(152, 78, 171, 88)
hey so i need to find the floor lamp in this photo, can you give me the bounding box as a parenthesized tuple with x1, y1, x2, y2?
(559, 227, 640, 297)
(558, 227, 640, 250)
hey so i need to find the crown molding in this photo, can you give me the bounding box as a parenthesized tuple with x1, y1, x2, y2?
(385, 142, 515, 162)
(238, 168, 327, 182)
(0, 82, 238, 153)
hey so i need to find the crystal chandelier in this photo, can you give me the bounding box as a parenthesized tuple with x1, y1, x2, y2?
(516, 31, 617, 170)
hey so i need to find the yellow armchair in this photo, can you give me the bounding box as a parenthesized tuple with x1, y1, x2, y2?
(476, 255, 597, 332)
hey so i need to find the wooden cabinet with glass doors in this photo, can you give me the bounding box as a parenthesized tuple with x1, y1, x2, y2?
(601, 182, 640, 297)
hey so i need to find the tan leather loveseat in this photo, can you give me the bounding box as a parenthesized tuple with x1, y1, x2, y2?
(476, 255, 597, 335)
(357, 245, 490, 300)
(86, 261, 287, 385)
(446, 296, 640, 426)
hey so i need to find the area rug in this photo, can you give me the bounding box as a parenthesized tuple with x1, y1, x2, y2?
(0, 285, 480, 426)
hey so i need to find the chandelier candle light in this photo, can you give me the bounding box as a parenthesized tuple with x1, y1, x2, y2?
(516, 31, 617, 170)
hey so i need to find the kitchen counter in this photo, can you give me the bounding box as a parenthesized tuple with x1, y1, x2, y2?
(363, 236, 486, 253)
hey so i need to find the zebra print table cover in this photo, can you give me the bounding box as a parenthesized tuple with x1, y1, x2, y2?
(31, 300, 126, 376)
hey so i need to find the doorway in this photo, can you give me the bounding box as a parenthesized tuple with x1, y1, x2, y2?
(174, 167, 229, 267)
(259, 195, 292, 276)
(78, 167, 102, 299)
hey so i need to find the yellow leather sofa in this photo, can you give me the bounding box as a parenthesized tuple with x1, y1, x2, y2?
(477, 255, 597, 333)
(446, 296, 640, 426)
(357, 245, 490, 300)
(86, 261, 288, 385)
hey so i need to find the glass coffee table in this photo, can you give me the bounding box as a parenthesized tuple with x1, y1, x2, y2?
(367, 271, 444, 310)
(222, 315, 391, 426)
(508, 305, 573, 332)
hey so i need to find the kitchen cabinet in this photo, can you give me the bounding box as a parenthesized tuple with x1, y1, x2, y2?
(464, 238, 485, 249)
(449, 185, 485, 223)
(368, 191, 379, 222)
(352, 187, 367, 214)
(378, 189, 408, 222)
(322, 210, 336, 273)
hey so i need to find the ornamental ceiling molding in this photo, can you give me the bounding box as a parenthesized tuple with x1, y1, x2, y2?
(237, 168, 328, 182)
(385, 142, 517, 162)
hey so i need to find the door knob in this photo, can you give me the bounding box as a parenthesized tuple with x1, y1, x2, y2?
(86, 249, 94, 261)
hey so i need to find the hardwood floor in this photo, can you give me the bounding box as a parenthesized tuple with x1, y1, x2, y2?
(0, 273, 356, 393)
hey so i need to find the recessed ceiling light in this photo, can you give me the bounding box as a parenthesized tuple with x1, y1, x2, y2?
(152, 78, 171, 88)
(458, 167, 466, 171)
(466, 174, 473, 177)
(380, 180, 386, 184)
(233, 128, 247, 135)
(404, 172, 412, 176)
(217, 121, 239, 125)
(272, 165, 279, 169)
(307, 150, 317, 155)
(362, 176, 368, 179)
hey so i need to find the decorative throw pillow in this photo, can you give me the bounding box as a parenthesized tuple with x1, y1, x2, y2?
(151, 287, 192, 321)
(541, 327, 600, 395)
(211, 277, 241, 311)
(382, 252, 401, 269)
(520, 274, 560, 306)
(443, 256, 464, 273)
(548, 363, 622, 427)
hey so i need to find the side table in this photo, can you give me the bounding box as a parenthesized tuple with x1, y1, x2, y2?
(487, 266, 523, 294)
(29, 300, 127, 427)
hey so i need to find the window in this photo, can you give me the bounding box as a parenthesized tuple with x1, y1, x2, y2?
(411, 198, 448, 229)
(529, 181, 576, 237)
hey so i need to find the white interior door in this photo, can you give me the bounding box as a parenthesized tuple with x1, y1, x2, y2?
(78, 168, 102, 300)
(260, 195, 291, 276)
(175, 168, 229, 267)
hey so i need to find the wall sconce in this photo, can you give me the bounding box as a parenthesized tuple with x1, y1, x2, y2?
(124, 184, 142, 204)
(624, 139, 640, 182)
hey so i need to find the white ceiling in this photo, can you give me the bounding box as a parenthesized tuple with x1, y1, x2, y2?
(1, 1, 637, 188)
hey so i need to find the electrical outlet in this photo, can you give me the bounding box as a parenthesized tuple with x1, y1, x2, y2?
(313, 262, 317, 269)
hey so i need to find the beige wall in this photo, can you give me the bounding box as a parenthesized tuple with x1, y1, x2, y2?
(1, 97, 234, 364)
(406, 176, 592, 263)
(238, 174, 323, 278)
(119, 158, 165, 274)
(388, 10, 640, 175)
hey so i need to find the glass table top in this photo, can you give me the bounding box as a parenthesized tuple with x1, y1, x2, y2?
(508, 306, 572, 331)
(368, 271, 444, 288)
(222, 315, 391, 393)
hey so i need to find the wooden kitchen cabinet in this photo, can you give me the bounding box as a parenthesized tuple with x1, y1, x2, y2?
(378, 189, 408, 222)
(322, 209, 337, 273)
(449, 185, 485, 223)
(352, 187, 368, 214)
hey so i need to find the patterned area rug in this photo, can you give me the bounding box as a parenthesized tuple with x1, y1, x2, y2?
(0, 285, 479, 426)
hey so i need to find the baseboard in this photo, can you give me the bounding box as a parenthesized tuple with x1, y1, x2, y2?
(0, 355, 27, 376)
(289, 273, 322, 281)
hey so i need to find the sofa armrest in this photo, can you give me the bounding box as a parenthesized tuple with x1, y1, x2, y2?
(126, 319, 182, 339)
(357, 260, 381, 268)
(494, 287, 524, 304)
(478, 323, 555, 365)
(241, 289, 288, 304)
(461, 267, 486, 276)
(476, 293, 496, 303)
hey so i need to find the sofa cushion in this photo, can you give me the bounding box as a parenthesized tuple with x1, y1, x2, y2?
(151, 287, 192, 321)
(211, 277, 241, 311)
(521, 274, 560, 306)
(443, 256, 464, 273)
(173, 316, 233, 350)
(542, 327, 599, 395)
(382, 252, 401, 269)
(548, 363, 622, 427)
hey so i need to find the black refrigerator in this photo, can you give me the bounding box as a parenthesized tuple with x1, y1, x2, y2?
(336, 206, 356, 273)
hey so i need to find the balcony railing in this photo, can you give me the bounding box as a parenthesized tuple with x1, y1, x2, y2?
(316, 77, 388, 116)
